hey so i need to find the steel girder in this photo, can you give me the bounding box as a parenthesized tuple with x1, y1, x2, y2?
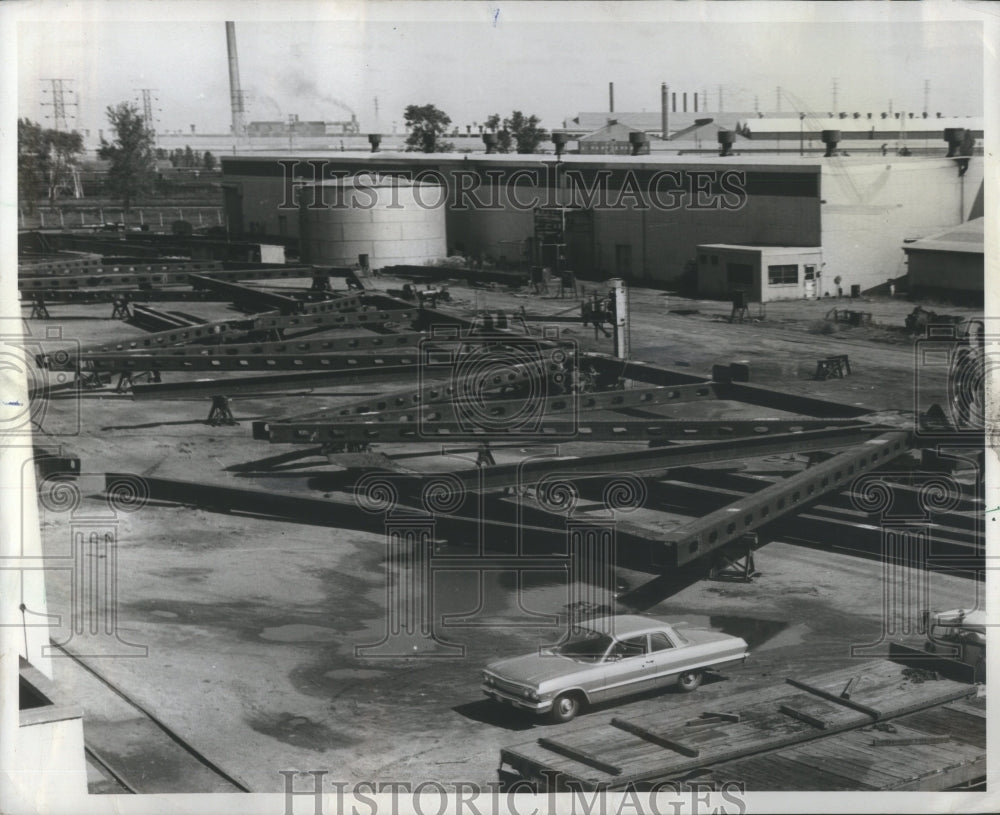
(256, 417, 870, 445)
(17, 265, 317, 291)
(441, 425, 886, 491)
(187, 274, 308, 313)
(660, 430, 912, 566)
(276, 383, 722, 426)
(130, 367, 426, 399)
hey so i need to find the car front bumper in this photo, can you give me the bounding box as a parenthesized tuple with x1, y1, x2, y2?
(482, 685, 553, 713)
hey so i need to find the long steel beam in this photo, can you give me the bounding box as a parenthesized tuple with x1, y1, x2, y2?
(54, 333, 426, 367)
(130, 367, 430, 399)
(256, 417, 869, 445)
(18, 265, 317, 291)
(187, 274, 307, 313)
(79, 350, 427, 372)
(449, 425, 885, 492)
(269, 363, 574, 424)
(278, 382, 721, 425)
(662, 431, 911, 566)
(42, 307, 423, 366)
(20, 259, 225, 277)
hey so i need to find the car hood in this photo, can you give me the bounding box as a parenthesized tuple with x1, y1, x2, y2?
(486, 651, 589, 686)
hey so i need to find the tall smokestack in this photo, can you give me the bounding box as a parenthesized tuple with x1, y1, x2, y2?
(683, 93, 688, 113)
(609, 82, 614, 113)
(694, 93, 698, 113)
(225, 21, 246, 138)
(661, 83, 669, 139)
(671, 92, 676, 113)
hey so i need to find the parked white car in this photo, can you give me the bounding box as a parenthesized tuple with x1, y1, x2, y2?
(482, 614, 749, 723)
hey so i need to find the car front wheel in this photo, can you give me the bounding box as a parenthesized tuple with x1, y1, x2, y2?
(549, 693, 582, 723)
(677, 670, 703, 692)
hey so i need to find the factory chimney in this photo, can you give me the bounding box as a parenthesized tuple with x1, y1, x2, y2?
(661, 83, 669, 139)
(609, 82, 615, 113)
(225, 21, 246, 138)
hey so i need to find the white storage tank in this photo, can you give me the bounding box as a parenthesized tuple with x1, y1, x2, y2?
(299, 175, 447, 268)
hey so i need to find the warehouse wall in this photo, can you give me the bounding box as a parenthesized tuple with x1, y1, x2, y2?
(819, 158, 984, 296)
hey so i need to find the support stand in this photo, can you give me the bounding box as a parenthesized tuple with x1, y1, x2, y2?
(206, 395, 238, 426)
(30, 295, 50, 320)
(708, 534, 761, 582)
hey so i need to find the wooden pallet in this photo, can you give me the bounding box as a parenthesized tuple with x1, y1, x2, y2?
(500, 660, 978, 791)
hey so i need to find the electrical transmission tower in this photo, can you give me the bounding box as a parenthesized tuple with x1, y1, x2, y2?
(137, 88, 160, 144)
(40, 78, 78, 132)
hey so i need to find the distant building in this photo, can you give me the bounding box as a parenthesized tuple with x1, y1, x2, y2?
(904, 217, 984, 305)
(579, 121, 649, 155)
(221, 148, 984, 299)
(697, 244, 824, 303)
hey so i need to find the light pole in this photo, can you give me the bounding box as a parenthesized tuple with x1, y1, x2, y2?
(799, 113, 805, 157)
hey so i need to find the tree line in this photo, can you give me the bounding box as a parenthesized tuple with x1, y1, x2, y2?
(404, 104, 547, 154)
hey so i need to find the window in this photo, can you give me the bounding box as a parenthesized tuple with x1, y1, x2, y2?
(768, 264, 798, 285)
(804, 264, 817, 281)
(699, 254, 708, 265)
(650, 632, 674, 652)
(612, 636, 648, 659)
(710, 255, 719, 266)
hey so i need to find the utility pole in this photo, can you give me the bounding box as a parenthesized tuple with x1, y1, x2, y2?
(923, 79, 930, 117)
(373, 96, 379, 130)
(40, 78, 77, 132)
(832, 78, 838, 115)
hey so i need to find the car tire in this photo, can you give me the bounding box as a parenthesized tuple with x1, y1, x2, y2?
(549, 693, 582, 723)
(677, 670, 703, 692)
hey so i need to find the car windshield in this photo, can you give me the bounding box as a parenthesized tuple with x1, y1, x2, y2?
(553, 630, 614, 662)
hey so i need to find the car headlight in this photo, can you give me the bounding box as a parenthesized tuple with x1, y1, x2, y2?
(526, 689, 540, 701)
(482, 673, 493, 686)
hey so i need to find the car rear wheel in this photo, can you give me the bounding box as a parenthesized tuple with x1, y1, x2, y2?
(549, 693, 582, 723)
(677, 670, 703, 692)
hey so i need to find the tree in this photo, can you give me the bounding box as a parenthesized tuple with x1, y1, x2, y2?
(404, 104, 453, 153)
(17, 118, 48, 213)
(505, 110, 547, 154)
(98, 102, 155, 219)
(18, 119, 84, 211)
(202, 151, 217, 171)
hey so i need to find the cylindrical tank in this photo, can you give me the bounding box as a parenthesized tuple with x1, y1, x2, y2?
(299, 177, 447, 269)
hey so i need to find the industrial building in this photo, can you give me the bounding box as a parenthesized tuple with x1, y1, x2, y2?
(221, 146, 983, 300)
(903, 216, 984, 304)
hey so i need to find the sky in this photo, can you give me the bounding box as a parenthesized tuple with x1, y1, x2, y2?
(13, 1, 988, 137)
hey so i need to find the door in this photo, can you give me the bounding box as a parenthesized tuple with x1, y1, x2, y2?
(804, 264, 817, 299)
(600, 635, 656, 700)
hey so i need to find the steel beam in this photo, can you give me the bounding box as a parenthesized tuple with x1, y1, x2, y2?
(451, 425, 885, 492)
(257, 417, 869, 445)
(79, 350, 426, 372)
(129, 306, 203, 331)
(187, 274, 307, 313)
(663, 431, 911, 567)
(278, 383, 721, 425)
(54, 333, 426, 368)
(17, 265, 317, 291)
(129, 367, 429, 399)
